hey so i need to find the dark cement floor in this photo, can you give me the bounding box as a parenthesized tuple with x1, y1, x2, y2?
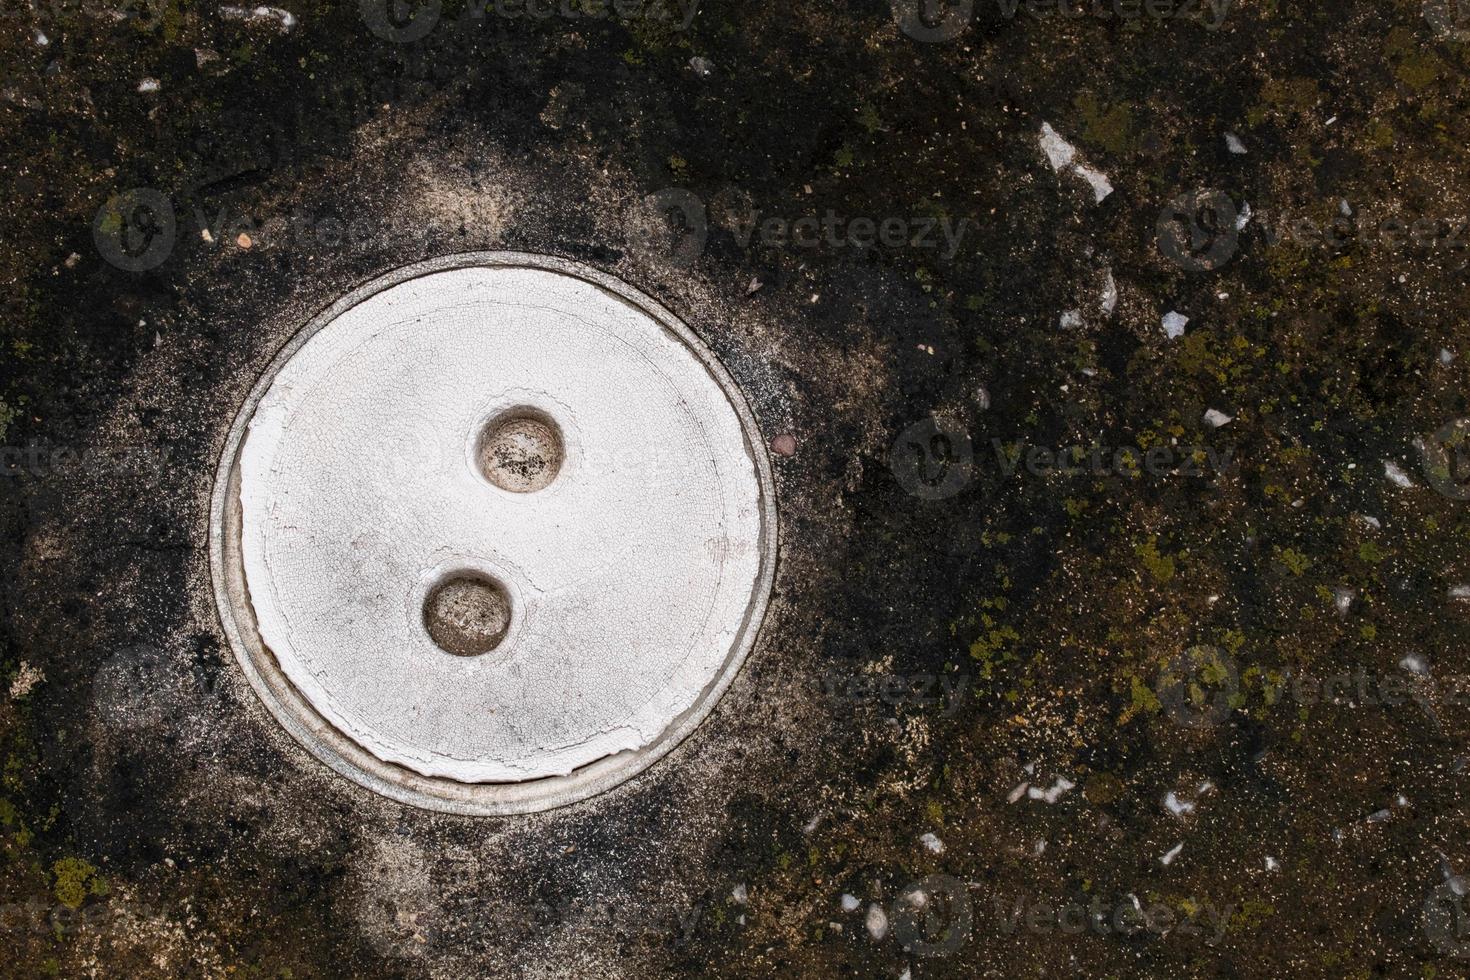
(4, 0, 1470, 976)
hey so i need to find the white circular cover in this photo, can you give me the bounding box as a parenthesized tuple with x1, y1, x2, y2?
(228, 257, 772, 791)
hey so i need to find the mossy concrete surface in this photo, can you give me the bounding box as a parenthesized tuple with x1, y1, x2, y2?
(3, 0, 1470, 976)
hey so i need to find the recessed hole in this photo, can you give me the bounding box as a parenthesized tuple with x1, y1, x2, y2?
(477, 409, 564, 493)
(422, 574, 512, 656)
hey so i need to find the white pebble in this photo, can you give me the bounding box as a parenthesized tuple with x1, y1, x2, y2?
(1163, 791, 1195, 817)
(866, 903, 889, 940)
(1027, 776, 1075, 804)
(1383, 460, 1414, 488)
(1038, 123, 1112, 202)
(220, 5, 298, 31)
(1203, 408, 1233, 428)
(840, 893, 860, 912)
(1162, 311, 1189, 339)
(919, 832, 944, 854)
(1224, 132, 1247, 154)
(1399, 653, 1429, 675)
(1160, 842, 1184, 866)
(1075, 164, 1114, 203)
(1038, 122, 1077, 170)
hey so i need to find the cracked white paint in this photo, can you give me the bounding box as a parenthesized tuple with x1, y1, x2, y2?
(236, 264, 767, 784)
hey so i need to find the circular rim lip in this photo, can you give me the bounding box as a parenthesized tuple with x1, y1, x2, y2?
(208, 251, 779, 816)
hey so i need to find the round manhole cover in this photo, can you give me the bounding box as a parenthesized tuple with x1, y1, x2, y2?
(210, 253, 777, 815)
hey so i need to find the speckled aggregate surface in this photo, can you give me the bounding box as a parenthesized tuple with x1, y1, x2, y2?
(10, 2, 1470, 977)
